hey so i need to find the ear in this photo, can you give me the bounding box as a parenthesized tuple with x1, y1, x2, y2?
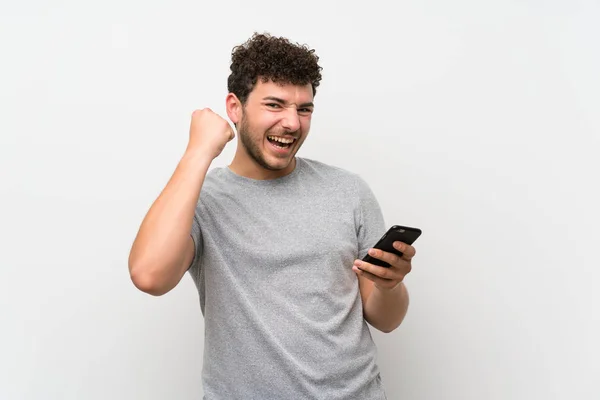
(225, 93, 242, 125)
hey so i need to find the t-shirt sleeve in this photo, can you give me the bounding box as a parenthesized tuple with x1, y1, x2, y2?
(188, 212, 203, 272)
(355, 175, 387, 259)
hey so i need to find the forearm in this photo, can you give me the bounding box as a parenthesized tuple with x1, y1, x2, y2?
(128, 149, 212, 291)
(363, 282, 410, 333)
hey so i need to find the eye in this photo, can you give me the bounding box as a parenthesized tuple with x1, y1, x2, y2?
(298, 108, 313, 115)
(266, 103, 281, 109)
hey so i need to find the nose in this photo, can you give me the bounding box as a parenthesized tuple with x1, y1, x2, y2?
(281, 108, 301, 132)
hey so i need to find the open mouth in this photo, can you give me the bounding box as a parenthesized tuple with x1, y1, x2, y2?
(267, 135, 296, 150)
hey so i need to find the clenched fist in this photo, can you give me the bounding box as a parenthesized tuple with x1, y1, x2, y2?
(187, 108, 235, 160)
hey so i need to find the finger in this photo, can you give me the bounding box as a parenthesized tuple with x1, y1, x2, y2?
(353, 266, 398, 290)
(354, 259, 400, 281)
(367, 247, 402, 268)
(364, 248, 412, 275)
(393, 241, 416, 260)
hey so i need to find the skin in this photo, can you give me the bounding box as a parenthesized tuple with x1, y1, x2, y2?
(223, 78, 415, 333)
(225, 79, 314, 180)
(354, 242, 415, 333)
(128, 109, 234, 296)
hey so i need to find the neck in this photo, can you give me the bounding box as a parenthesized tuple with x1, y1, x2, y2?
(228, 148, 297, 180)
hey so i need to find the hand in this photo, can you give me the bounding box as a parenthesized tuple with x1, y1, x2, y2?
(352, 241, 416, 291)
(187, 108, 235, 159)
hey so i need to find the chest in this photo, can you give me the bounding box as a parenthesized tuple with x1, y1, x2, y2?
(199, 186, 360, 278)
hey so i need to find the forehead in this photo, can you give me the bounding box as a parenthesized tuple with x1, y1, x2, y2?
(249, 79, 314, 104)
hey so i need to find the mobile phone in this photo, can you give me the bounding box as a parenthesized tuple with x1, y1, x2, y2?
(362, 225, 422, 268)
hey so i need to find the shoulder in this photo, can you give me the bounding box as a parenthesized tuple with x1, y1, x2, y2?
(298, 157, 364, 183)
(299, 157, 373, 193)
(192, 166, 231, 209)
(196, 167, 218, 194)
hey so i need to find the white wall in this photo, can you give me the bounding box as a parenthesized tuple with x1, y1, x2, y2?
(1, 1, 598, 399)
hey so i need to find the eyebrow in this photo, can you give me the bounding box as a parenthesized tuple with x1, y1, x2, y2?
(262, 96, 314, 108)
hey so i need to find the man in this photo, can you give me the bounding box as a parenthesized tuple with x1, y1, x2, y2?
(128, 32, 416, 399)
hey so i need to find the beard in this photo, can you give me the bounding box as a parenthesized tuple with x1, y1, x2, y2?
(237, 112, 300, 171)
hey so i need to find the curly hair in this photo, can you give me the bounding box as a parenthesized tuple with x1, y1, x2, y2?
(227, 32, 323, 105)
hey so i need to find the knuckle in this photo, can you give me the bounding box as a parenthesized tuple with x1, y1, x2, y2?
(380, 269, 390, 279)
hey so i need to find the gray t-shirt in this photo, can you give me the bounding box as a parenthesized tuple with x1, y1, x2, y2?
(188, 157, 388, 399)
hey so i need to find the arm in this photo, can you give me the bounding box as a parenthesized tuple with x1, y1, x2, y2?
(351, 175, 414, 332)
(128, 150, 212, 296)
(358, 276, 410, 333)
(128, 108, 235, 296)
(354, 242, 416, 333)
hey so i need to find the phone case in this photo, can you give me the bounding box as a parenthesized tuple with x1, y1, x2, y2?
(361, 225, 422, 268)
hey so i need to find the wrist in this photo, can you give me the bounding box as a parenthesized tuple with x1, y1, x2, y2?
(180, 148, 213, 174)
(374, 280, 403, 293)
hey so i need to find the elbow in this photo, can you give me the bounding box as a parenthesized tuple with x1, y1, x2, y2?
(129, 261, 173, 297)
(381, 325, 399, 334)
(130, 272, 168, 296)
(365, 312, 406, 334)
(377, 310, 409, 333)
(374, 322, 400, 334)
(364, 315, 399, 334)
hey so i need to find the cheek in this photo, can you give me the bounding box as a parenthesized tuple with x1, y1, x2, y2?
(301, 118, 312, 133)
(259, 115, 280, 132)
(243, 110, 271, 132)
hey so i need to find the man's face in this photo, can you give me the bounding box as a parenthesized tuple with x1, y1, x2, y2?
(236, 79, 314, 172)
